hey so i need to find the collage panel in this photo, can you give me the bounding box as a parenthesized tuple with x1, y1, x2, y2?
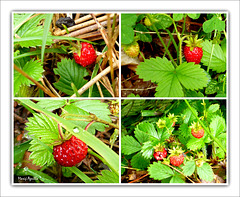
(121, 13, 227, 98)
(13, 99, 119, 183)
(121, 99, 227, 184)
(13, 13, 119, 98)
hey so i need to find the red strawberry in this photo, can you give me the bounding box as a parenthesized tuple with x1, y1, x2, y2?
(183, 46, 203, 64)
(73, 42, 97, 67)
(153, 148, 167, 161)
(190, 122, 204, 139)
(183, 34, 203, 64)
(191, 128, 204, 139)
(53, 136, 88, 167)
(170, 154, 184, 167)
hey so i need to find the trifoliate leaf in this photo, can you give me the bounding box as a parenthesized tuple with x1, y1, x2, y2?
(131, 152, 150, 170)
(94, 170, 119, 183)
(14, 59, 44, 96)
(148, 162, 174, 180)
(134, 128, 149, 145)
(182, 160, 196, 176)
(136, 57, 208, 97)
(121, 135, 141, 155)
(201, 40, 226, 73)
(197, 163, 214, 182)
(53, 58, 88, 96)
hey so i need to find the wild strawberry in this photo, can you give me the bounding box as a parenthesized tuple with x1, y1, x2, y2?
(190, 122, 205, 139)
(168, 113, 177, 127)
(153, 148, 167, 161)
(191, 128, 204, 139)
(122, 41, 140, 58)
(73, 42, 97, 67)
(168, 146, 185, 167)
(53, 136, 88, 167)
(183, 34, 203, 64)
(144, 17, 152, 26)
(170, 154, 184, 167)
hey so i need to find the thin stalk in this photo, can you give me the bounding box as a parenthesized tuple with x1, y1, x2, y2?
(181, 14, 186, 37)
(184, 100, 226, 153)
(147, 14, 177, 67)
(165, 28, 179, 61)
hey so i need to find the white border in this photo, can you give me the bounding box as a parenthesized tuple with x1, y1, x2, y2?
(1, 0, 239, 197)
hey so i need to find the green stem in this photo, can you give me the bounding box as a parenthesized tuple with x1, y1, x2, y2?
(184, 99, 226, 153)
(165, 28, 179, 61)
(179, 35, 188, 65)
(181, 14, 186, 37)
(147, 14, 177, 67)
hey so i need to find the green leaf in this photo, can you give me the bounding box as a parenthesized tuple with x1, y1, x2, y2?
(134, 128, 149, 145)
(16, 168, 58, 183)
(26, 113, 59, 144)
(201, 40, 226, 73)
(173, 13, 183, 21)
(135, 23, 152, 42)
(203, 15, 225, 33)
(28, 142, 54, 167)
(41, 13, 53, 62)
(17, 26, 53, 48)
(136, 122, 158, 139)
(16, 14, 46, 37)
(210, 115, 226, 137)
(187, 138, 204, 151)
(150, 14, 173, 30)
(136, 57, 208, 97)
(182, 107, 198, 124)
(13, 13, 33, 33)
(182, 160, 196, 176)
(14, 140, 31, 163)
(95, 170, 119, 183)
(14, 59, 44, 96)
(121, 14, 138, 44)
(130, 152, 150, 170)
(175, 62, 209, 90)
(170, 174, 185, 183)
(35, 99, 67, 111)
(121, 135, 141, 155)
(207, 104, 220, 114)
(197, 163, 214, 182)
(148, 162, 174, 180)
(188, 13, 200, 20)
(53, 59, 88, 95)
(68, 166, 94, 183)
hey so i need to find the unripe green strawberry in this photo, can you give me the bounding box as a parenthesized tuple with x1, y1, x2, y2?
(122, 41, 140, 58)
(144, 17, 152, 26)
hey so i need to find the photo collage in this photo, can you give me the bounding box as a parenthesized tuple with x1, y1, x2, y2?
(13, 12, 227, 184)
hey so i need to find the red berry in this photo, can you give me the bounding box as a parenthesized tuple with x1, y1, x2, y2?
(153, 148, 167, 161)
(73, 42, 97, 67)
(183, 46, 203, 64)
(170, 154, 184, 167)
(53, 136, 88, 167)
(191, 128, 204, 139)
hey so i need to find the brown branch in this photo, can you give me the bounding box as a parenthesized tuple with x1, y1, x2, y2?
(128, 173, 149, 183)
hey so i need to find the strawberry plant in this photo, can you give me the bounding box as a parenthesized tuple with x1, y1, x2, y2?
(13, 13, 119, 97)
(121, 13, 227, 97)
(14, 99, 119, 183)
(121, 99, 226, 183)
